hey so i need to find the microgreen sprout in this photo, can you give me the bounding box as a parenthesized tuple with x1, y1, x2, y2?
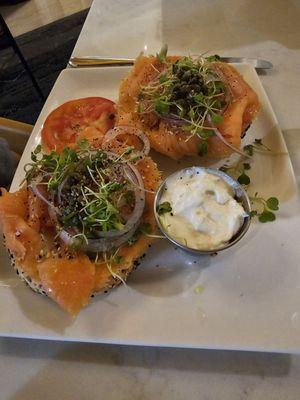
(219, 138, 280, 223)
(157, 201, 172, 215)
(249, 194, 279, 223)
(95, 250, 127, 286)
(243, 138, 272, 156)
(25, 143, 139, 239)
(220, 161, 252, 186)
(126, 222, 161, 244)
(156, 44, 168, 64)
(220, 139, 275, 185)
(139, 222, 165, 239)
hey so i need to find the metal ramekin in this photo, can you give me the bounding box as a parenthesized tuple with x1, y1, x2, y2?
(154, 167, 252, 255)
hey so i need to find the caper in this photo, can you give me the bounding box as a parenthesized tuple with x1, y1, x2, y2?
(172, 83, 181, 92)
(191, 84, 202, 92)
(182, 71, 192, 81)
(190, 76, 200, 84)
(176, 99, 185, 107)
(172, 62, 179, 74)
(181, 85, 190, 93)
(175, 68, 182, 78)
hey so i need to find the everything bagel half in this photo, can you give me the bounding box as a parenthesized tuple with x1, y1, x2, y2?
(0, 149, 160, 316)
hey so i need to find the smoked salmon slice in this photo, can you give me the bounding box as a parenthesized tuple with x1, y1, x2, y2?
(0, 187, 28, 219)
(0, 188, 42, 281)
(38, 255, 95, 316)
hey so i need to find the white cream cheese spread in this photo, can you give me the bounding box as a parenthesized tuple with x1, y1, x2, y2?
(159, 169, 246, 250)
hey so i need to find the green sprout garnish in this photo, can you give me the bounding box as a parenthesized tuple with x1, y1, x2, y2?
(157, 201, 172, 215)
(198, 141, 209, 156)
(127, 222, 153, 245)
(220, 138, 280, 223)
(220, 160, 252, 186)
(249, 194, 279, 223)
(238, 173, 251, 185)
(243, 138, 271, 156)
(139, 222, 152, 234)
(26, 145, 80, 191)
(138, 53, 227, 154)
(220, 139, 273, 186)
(24, 143, 139, 241)
(205, 54, 221, 63)
(156, 44, 168, 64)
(95, 250, 127, 286)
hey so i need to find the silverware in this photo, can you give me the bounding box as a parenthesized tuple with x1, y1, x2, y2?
(69, 57, 135, 68)
(69, 56, 273, 70)
(220, 57, 273, 70)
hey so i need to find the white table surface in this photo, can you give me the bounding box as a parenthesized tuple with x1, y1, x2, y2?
(2, 0, 300, 398)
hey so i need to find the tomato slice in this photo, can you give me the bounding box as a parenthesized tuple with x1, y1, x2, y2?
(41, 97, 115, 152)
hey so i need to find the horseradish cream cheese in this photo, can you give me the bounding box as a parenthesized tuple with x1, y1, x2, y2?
(159, 169, 246, 250)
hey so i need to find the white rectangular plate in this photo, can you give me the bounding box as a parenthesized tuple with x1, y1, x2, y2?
(1, 65, 300, 353)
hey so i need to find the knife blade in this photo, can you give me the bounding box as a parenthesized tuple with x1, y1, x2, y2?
(68, 56, 273, 70)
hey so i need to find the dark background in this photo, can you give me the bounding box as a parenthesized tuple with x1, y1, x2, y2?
(0, 9, 88, 125)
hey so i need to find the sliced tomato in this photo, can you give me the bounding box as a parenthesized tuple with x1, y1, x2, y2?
(41, 97, 115, 152)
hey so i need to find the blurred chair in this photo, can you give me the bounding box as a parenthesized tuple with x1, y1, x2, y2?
(0, 13, 44, 100)
(0, 117, 31, 153)
(0, 117, 31, 187)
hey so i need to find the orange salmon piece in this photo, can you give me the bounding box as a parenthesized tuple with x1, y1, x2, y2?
(1, 215, 42, 281)
(0, 188, 42, 281)
(38, 255, 95, 316)
(0, 187, 28, 219)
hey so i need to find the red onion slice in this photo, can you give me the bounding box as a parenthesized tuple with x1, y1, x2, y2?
(29, 181, 61, 215)
(59, 216, 141, 253)
(59, 229, 78, 247)
(102, 125, 150, 159)
(82, 224, 139, 253)
(161, 115, 186, 127)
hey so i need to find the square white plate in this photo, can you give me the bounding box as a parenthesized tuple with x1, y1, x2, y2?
(1, 65, 300, 353)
